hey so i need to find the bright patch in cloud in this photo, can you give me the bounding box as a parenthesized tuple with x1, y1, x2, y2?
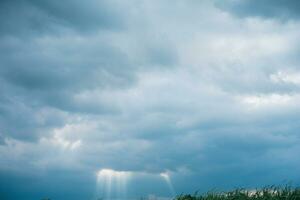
(160, 172, 175, 197)
(96, 169, 131, 199)
(239, 94, 292, 107)
(270, 70, 300, 85)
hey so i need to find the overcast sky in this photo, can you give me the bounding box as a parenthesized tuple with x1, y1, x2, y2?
(1, 0, 300, 200)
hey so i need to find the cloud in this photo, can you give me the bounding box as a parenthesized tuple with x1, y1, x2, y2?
(0, 0, 125, 37)
(1, 0, 300, 199)
(216, 0, 300, 20)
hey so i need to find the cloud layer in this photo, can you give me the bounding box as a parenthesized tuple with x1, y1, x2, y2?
(1, 1, 300, 199)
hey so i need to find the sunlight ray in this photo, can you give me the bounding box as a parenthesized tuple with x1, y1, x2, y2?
(160, 172, 175, 197)
(96, 169, 131, 199)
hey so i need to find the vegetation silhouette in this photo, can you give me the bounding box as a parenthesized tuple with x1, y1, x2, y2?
(176, 186, 300, 200)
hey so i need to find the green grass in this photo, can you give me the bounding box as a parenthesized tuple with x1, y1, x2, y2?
(176, 186, 300, 200)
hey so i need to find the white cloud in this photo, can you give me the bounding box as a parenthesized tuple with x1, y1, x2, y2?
(238, 94, 293, 107)
(270, 70, 300, 85)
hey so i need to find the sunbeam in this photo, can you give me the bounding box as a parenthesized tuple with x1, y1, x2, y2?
(96, 169, 131, 200)
(160, 172, 175, 197)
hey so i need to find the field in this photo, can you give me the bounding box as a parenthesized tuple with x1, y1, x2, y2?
(176, 186, 300, 200)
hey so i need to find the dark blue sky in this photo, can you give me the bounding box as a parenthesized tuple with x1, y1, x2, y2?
(1, 0, 300, 200)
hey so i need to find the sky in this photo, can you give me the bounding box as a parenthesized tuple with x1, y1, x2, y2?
(1, 0, 300, 199)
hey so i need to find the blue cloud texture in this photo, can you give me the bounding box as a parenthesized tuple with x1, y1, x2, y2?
(1, 1, 300, 200)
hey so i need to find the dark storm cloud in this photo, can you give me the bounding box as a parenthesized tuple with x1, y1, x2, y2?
(1, 0, 300, 200)
(0, 0, 178, 142)
(30, 0, 124, 30)
(216, 0, 300, 19)
(0, 36, 134, 92)
(0, 34, 134, 140)
(0, 0, 124, 36)
(0, 169, 95, 200)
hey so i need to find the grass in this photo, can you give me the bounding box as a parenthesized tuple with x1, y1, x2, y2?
(176, 186, 300, 200)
